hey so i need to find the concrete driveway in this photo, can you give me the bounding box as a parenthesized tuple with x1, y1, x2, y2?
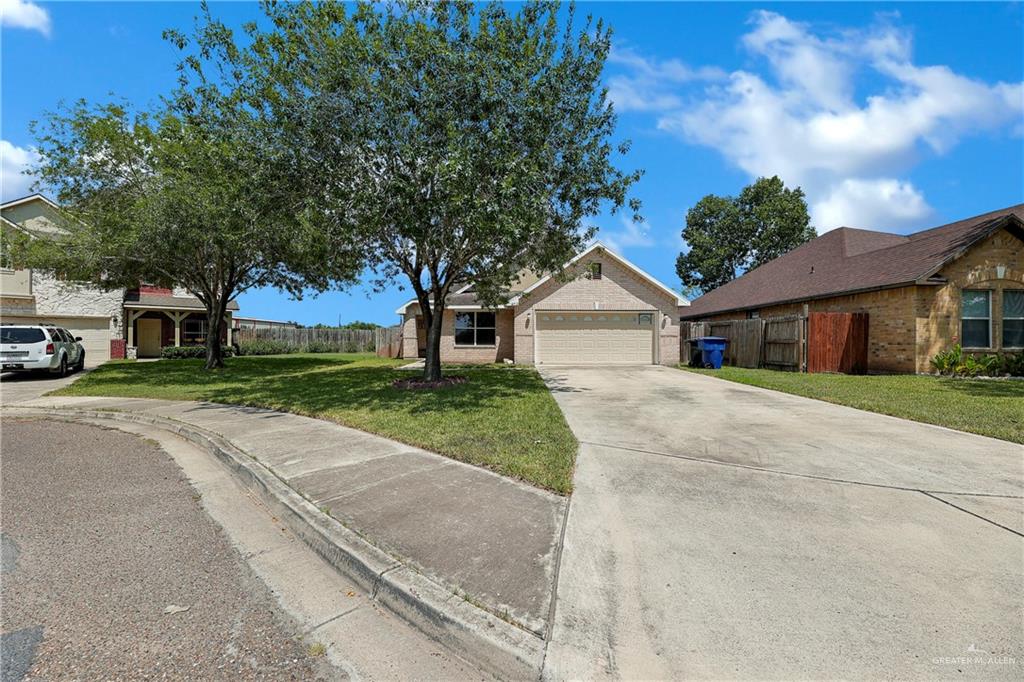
(0, 369, 87, 405)
(542, 366, 1023, 680)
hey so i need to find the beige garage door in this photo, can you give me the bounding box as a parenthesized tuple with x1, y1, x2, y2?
(3, 316, 111, 364)
(536, 311, 655, 365)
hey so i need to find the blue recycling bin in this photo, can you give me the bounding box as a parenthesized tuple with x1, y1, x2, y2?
(696, 336, 728, 369)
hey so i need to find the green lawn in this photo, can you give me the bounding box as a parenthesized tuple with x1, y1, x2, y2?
(681, 366, 1024, 444)
(54, 354, 577, 493)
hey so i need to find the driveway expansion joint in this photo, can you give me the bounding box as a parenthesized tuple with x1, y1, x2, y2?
(919, 491, 1024, 538)
(579, 439, 1024, 499)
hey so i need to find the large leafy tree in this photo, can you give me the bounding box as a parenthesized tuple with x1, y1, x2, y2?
(195, 0, 641, 381)
(26, 57, 361, 369)
(676, 176, 815, 293)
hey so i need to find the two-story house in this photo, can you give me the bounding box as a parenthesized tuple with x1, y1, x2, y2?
(1, 194, 238, 364)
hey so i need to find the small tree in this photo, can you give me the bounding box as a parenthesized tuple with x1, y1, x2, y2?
(27, 79, 360, 369)
(676, 176, 815, 293)
(198, 0, 641, 381)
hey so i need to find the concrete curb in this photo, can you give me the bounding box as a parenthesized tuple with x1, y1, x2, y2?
(8, 407, 544, 680)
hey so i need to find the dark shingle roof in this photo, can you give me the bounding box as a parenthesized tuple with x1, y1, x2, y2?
(681, 204, 1024, 319)
(123, 291, 240, 311)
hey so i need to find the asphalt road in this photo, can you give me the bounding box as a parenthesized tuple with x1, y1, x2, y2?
(542, 366, 1024, 680)
(0, 418, 340, 680)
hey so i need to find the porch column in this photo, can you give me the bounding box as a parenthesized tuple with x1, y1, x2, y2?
(161, 310, 186, 347)
(225, 313, 233, 346)
(126, 309, 145, 347)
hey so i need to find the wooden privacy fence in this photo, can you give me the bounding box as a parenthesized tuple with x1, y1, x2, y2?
(235, 326, 378, 352)
(762, 315, 804, 371)
(682, 319, 765, 368)
(375, 325, 403, 358)
(807, 312, 868, 374)
(682, 312, 866, 373)
(682, 317, 800, 369)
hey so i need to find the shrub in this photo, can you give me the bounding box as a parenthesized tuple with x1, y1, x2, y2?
(237, 339, 293, 356)
(161, 345, 234, 360)
(965, 353, 1001, 377)
(303, 340, 339, 353)
(1000, 352, 1024, 377)
(931, 344, 1005, 377)
(930, 344, 963, 375)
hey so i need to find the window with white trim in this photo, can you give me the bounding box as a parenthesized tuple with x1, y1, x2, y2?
(183, 318, 207, 345)
(454, 312, 496, 346)
(1002, 290, 1024, 348)
(961, 290, 991, 348)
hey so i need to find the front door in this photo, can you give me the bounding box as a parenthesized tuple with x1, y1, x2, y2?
(137, 318, 163, 358)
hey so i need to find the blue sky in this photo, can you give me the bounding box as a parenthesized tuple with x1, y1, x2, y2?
(3, 1, 1022, 326)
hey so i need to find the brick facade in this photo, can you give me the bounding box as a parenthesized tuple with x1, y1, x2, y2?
(697, 226, 1024, 374)
(917, 227, 1024, 372)
(399, 248, 681, 365)
(513, 250, 679, 366)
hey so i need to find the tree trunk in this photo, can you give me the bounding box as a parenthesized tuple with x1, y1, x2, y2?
(204, 297, 229, 370)
(423, 306, 445, 382)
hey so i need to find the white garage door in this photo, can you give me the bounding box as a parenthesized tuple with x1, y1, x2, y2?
(536, 311, 655, 365)
(3, 316, 111, 364)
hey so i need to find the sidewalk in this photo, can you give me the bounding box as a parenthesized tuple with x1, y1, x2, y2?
(7, 393, 566, 671)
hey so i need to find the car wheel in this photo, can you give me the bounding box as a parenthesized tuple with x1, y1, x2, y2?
(75, 351, 86, 372)
(56, 357, 68, 378)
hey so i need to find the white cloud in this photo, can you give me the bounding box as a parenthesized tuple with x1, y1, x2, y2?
(618, 11, 1023, 232)
(1, 140, 41, 201)
(606, 45, 725, 113)
(811, 178, 932, 232)
(599, 214, 655, 252)
(0, 0, 51, 36)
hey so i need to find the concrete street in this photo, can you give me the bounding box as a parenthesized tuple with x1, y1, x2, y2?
(542, 366, 1024, 680)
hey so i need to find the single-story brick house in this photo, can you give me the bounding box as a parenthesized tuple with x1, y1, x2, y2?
(680, 205, 1024, 374)
(1, 194, 238, 362)
(396, 242, 688, 366)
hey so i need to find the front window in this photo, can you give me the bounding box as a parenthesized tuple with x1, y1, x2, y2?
(454, 311, 496, 346)
(961, 290, 991, 348)
(1003, 290, 1024, 348)
(183, 318, 207, 344)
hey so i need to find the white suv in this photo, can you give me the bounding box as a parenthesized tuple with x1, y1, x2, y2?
(0, 324, 86, 377)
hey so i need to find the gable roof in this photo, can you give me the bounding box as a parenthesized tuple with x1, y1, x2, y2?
(510, 241, 688, 306)
(681, 204, 1024, 320)
(0, 193, 62, 212)
(395, 241, 688, 314)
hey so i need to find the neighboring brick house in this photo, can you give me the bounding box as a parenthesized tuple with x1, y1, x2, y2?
(396, 242, 688, 366)
(1, 194, 239, 363)
(680, 205, 1024, 373)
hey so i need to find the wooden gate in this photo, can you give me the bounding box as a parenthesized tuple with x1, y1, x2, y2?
(806, 312, 868, 374)
(762, 315, 804, 371)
